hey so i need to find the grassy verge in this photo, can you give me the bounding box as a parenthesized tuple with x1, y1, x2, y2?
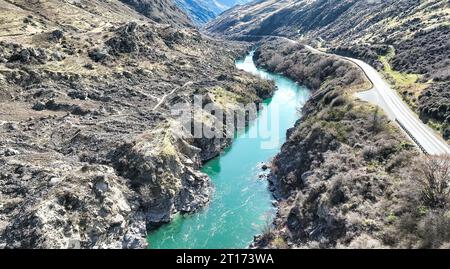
(378, 47, 443, 134)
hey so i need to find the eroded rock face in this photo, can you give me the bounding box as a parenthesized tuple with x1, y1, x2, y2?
(112, 128, 212, 225)
(105, 22, 141, 55)
(0, 163, 147, 249)
(0, 116, 220, 249)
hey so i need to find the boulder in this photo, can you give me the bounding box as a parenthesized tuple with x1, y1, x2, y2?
(93, 176, 109, 196)
(261, 163, 269, 171)
(49, 177, 62, 186)
(68, 90, 88, 100)
(88, 48, 109, 62)
(8, 47, 47, 64)
(18, 49, 30, 63)
(83, 63, 95, 70)
(51, 51, 64, 61)
(105, 22, 140, 55)
(1, 148, 19, 156)
(32, 102, 46, 111)
(50, 30, 64, 42)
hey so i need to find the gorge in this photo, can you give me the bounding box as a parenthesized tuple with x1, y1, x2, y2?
(1, 0, 450, 250)
(148, 51, 310, 248)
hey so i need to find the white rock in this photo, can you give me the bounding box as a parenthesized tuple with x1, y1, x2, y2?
(49, 177, 62, 186)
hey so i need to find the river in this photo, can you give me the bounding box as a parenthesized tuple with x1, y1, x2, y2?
(147, 51, 310, 249)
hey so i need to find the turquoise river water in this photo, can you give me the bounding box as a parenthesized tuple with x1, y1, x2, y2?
(147, 51, 310, 249)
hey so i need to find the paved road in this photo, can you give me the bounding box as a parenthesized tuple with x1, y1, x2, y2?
(308, 44, 450, 155)
(263, 36, 450, 155)
(354, 60, 450, 155)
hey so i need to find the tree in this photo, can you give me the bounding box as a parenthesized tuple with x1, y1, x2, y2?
(415, 156, 450, 208)
(371, 107, 381, 132)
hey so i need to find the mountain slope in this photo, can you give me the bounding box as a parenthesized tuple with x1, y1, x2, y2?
(208, 0, 449, 42)
(119, 0, 194, 27)
(208, 0, 450, 139)
(0, 0, 272, 249)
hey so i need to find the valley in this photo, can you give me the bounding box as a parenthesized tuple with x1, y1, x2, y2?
(207, 0, 450, 249)
(1, 0, 450, 250)
(207, 0, 450, 140)
(175, 0, 252, 24)
(148, 51, 309, 249)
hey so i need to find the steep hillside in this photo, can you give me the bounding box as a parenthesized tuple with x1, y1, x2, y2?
(120, 0, 194, 27)
(208, 0, 450, 140)
(252, 38, 450, 250)
(175, 0, 252, 24)
(0, 0, 273, 248)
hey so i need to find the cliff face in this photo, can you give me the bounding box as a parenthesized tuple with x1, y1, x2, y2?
(252, 39, 450, 249)
(208, 0, 450, 140)
(0, 0, 274, 248)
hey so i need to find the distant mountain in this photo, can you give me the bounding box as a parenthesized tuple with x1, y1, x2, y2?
(175, 0, 252, 24)
(174, 0, 216, 24)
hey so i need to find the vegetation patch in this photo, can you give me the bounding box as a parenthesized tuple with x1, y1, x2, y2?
(377, 47, 428, 112)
